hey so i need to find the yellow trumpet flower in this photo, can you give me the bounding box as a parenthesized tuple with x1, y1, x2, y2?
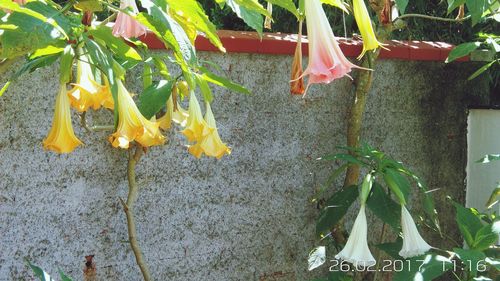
(68, 54, 112, 112)
(181, 93, 212, 142)
(352, 0, 385, 59)
(158, 96, 190, 130)
(197, 102, 231, 159)
(43, 84, 83, 153)
(108, 80, 165, 149)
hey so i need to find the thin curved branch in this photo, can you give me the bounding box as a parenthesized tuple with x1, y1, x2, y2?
(121, 146, 152, 281)
(394, 13, 471, 22)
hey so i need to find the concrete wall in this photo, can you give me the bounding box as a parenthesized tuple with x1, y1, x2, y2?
(0, 51, 489, 281)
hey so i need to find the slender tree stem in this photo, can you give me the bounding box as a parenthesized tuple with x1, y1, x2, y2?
(394, 14, 471, 22)
(344, 51, 378, 187)
(121, 146, 152, 281)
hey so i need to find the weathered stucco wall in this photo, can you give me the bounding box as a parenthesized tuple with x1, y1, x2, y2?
(0, 51, 488, 281)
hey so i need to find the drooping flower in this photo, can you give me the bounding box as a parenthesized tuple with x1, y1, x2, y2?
(43, 84, 83, 153)
(335, 205, 376, 267)
(108, 80, 165, 149)
(181, 93, 212, 143)
(191, 102, 231, 159)
(68, 54, 111, 112)
(301, 0, 365, 91)
(158, 96, 190, 130)
(158, 96, 174, 130)
(399, 206, 432, 258)
(352, 0, 385, 59)
(112, 0, 147, 39)
(290, 20, 305, 95)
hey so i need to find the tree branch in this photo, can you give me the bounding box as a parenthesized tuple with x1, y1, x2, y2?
(122, 145, 151, 281)
(394, 13, 471, 22)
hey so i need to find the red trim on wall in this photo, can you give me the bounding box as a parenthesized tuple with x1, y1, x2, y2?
(139, 30, 469, 62)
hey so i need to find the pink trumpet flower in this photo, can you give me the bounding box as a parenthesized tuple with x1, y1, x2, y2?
(301, 0, 368, 93)
(112, 0, 147, 39)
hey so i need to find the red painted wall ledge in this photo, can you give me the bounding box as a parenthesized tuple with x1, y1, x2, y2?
(139, 30, 469, 62)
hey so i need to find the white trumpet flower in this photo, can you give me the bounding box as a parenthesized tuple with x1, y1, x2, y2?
(399, 206, 432, 258)
(335, 205, 376, 267)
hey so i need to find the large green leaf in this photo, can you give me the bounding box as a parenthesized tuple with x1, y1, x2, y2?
(394, 0, 409, 14)
(366, 182, 401, 232)
(199, 66, 251, 95)
(393, 254, 453, 281)
(87, 25, 142, 69)
(138, 80, 174, 119)
(0, 1, 71, 58)
(468, 60, 498, 80)
(138, 0, 196, 67)
(59, 45, 74, 83)
(466, 0, 487, 25)
(59, 271, 73, 281)
(447, 0, 466, 14)
(375, 238, 403, 259)
(453, 248, 487, 276)
(316, 186, 358, 237)
(27, 261, 55, 281)
(383, 168, 411, 205)
(453, 202, 484, 248)
(472, 224, 498, 250)
(446, 42, 481, 63)
(321, 0, 348, 13)
(166, 0, 225, 52)
(266, 0, 299, 17)
(225, 0, 264, 36)
(84, 37, 119, 126)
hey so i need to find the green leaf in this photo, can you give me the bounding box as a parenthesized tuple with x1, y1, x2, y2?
(3, 53, 61, 96)
(313, 163, 350, 202)
(321, 0, 349, 13)
(266, 0, 299, 17)
(375, 238, 403, 259)
(199, 66, 251, 95)
(166, 0, 225, 52)
(485, 187, 500, 209)
(225, 0, 264, 36)
(383, 168, 411, 205)
(195, 73, 213, 103)
(359, 172, 374, 204)
(137, 0, 196, 67)
(59, 45, 74, 84)
(0, 1, 71, 58)
(466, 0, 487, 25)
(84, 37, 119, 126)
(320, 153, 367, 166)
(394, 0, 409, 14)
(138, 80, 174, 119)
(447, 0, 466, 14)
(472, 224, 498, 250)
(453, 202, 484, 248)
(0, 1, 68, 39)
(454, 248, 487, 276)
(316, 186, 359, 237)
(468, 60, 498, 80)
(308, 246, 326, 271)
(143, 64, 152, 89)
(30, 45, 65, 59)
(59, 270, 73, 281)
(366, 182, 401, 231)
(446, 42, 481, 63)
(393, 254, 453, 281)
(87, 25, 142, 68)
(26, 261, 55, 281)
(74, 0, 103, 12)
